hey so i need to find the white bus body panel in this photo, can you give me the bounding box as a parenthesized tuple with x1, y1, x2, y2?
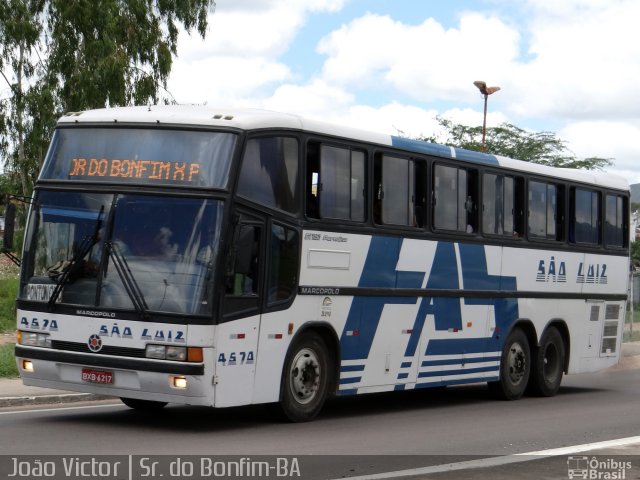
(16, 311, 217, 405)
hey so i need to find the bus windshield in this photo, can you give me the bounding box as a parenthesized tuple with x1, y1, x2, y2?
(21, 190, 223, 316)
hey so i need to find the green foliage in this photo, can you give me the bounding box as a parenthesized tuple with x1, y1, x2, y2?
(0, 344, 18, 378)
(631, 241, 640, 268)
(423, 117, 613, 170)
(0, 277, 18, 333)
(0, 0, 216, 198)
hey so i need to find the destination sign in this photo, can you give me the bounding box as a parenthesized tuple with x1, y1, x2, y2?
(68, 158, 201, 183)
(38, 128, 237, 188)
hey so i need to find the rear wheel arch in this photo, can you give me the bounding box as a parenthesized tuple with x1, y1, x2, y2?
(508, 319, 537, 349)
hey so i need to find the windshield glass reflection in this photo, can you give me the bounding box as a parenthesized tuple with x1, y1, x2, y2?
(22, 191, 223, 316)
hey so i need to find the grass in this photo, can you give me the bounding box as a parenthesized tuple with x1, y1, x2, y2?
(0, 344, 18, 378)
(624, 330, 640, 343)
(625, 308, 640, 325)
(0, 276, 18, 333)
(0, 256, 19, 377)
(624, 307, 640, 343)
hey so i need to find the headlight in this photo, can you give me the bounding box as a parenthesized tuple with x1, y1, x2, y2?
(145, 344, 167, 359)
(145, 344, 202, 362)
(19, 331, 51, 348)
(165, 346, 187, 361)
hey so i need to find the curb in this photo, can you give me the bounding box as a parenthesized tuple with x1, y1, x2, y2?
(0, 393, 114, 408)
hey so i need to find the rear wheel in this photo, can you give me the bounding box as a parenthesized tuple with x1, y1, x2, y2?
(279, 333, 331, 422)
(489, 328, 530, 400)
(528, 327, 565, 397)
(120, 397, 168, 410)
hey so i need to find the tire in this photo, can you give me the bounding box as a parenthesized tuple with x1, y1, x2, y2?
(120, 397, 168, 410)
(279, 333, 332, 422)
(528, 327, 565, 397)
(488, 328, 531, 400)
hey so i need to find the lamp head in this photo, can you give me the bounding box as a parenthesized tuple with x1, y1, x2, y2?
(474, 80, 500, 96)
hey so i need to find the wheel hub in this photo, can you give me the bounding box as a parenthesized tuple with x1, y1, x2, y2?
(508, 342, 526, 385)
(290, 348, 321, 405)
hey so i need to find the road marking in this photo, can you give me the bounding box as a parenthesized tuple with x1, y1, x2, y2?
(0, 403, 125, 416)
(332, 436, 640, 480)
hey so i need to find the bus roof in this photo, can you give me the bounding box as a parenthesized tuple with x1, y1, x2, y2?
(59, 105, 629, 192)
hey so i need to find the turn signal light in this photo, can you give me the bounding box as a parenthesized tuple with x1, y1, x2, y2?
(187, 347, 203, 363)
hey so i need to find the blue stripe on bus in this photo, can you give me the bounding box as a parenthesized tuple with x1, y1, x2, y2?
(397, 372, 409, 380)
(400, 361, 412, 369)
(403, 242, 462, 357)
(453, 148, 500, 166)
(340, 365, 365, 372)
(340, 237, 424, 361)
(340, 236, 520, 372)
(337, 389, 358, 396)
(390, 136, 500, 166)
(425, 338, 492, 355)
(418, 366, 499, 378)
(458, 243, 501, 290)
(421, 356, 501, 367)
(339, 377, 361, 385)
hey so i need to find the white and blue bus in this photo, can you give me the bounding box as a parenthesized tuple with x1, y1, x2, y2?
(11, 106, 629, 421)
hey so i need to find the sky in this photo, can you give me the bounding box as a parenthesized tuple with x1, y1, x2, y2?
(166, 0, 640, 183)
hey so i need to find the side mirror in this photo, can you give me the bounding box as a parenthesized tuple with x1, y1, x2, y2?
(3, 203, 16, 251)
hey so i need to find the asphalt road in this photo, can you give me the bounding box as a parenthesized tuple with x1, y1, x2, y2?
(1, 367, 639, 479)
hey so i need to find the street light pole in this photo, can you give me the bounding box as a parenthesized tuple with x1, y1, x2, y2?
(473, 80, 500, 152)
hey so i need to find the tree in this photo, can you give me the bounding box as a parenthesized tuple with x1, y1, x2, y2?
(632, 240, 640, 269)
(422, 117, 613, 170)
(0, 0, 215, 198)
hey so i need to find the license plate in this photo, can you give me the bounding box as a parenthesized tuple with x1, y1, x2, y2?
(81, 368, 114, 384)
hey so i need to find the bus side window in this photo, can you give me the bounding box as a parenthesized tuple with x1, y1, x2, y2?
(513, 177, 525, 237)
(528, 181, 564, 241)
(482, 173, 522, 237)
(308, 143, 366, 222)
(374, 154, 424, 227)
(305, 142, 320, 219)
(570, 187, 601, 245)
(268, 224, 299, 305)
(605, 194, 628, 248)
(433, 164, 477, 233)
(227, 224, 261, 296)
(237, 137, 300, 215)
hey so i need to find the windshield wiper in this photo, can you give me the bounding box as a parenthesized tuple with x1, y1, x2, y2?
(106, 241, 150, 320)
(47, 206, 104, 311)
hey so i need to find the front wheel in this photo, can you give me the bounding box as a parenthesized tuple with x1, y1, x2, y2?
(528, 327, 565, 397)
(488, 328, 530, 400)
(120, 397, 168, 410)
(279, 333, 331, 422)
